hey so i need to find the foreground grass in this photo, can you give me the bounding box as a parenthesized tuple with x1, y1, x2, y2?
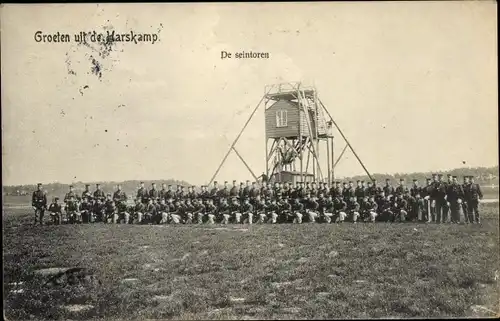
(3, 204, 499, 320)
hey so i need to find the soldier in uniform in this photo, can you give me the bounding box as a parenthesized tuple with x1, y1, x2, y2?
(188, 186, 198, 200)
(461, 176, 470, 223)
(393, 195, 408, 222)
(241, 198, 254, 224)
(371, 179, 383, 196)
(242, 180, 252, 199)
(228, 197, 241, 223)
(333, 195, 348, 223)
(434, 174, 448, 223)
(133, 198, 146, 224)
(104, 194, 117, 224)
(395, 178, 408, 197)
(320, 194, 335, 223)
(466, 176, 483, 224)
(355, 180, 365, 204)
(32, 183, 48, 225)
(278, 196, 292, 223)
(219, 181, 231, 201)
(143, 198, 156, 224)
(248, 182, 259, 204)
(192, 199, 206, 224)
(238, 182, 245, 200)
(113, 185, 129, 223)
(255, 198, 268, 223)
(159, 183, 168, 201)
(423, 177, 435, 223)
(366, 181, 375, 197)
(210, 181, 220, 204)
(282, 182, 292, 199)
(165, 185, 175, 201)
(347, 181, 356, 201)
(137, 182, 148, 204)
(229, 180, 239, 197)
(199, 185, 210, 202)
(218, 198, 231, 224)
(447, 176, 465, 224)
(347, 197, 361, 223)
(383, 178, 394, 198)
(92, 183, 106, 203)
(342, 182, 350, 201)
(266, 198, 280, 224)
(364, 196, 378, 222)
(410, 179, 423, 221)
(291, 197, 305, 224)
(262, 181, 274, 200)
(80, 184, 94, 223)
(48, 197, 62, 225)
(205, 199, 218, 224)
(64, 185, 80, 224)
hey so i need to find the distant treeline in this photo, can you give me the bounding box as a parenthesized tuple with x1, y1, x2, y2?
(3, 179, 192, 197)
(3, 166, 498, 197)
(340, 166, 499, 184)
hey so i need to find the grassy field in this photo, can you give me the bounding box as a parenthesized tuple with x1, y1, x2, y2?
(3, 201, 499, 320)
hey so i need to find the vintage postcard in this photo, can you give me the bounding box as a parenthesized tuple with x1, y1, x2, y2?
(2, 2, 498, 320)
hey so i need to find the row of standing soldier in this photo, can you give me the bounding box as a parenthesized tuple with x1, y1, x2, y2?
(32, 173, 483, 225)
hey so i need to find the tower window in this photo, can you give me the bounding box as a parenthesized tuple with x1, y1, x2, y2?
(276, 110, 288, 127)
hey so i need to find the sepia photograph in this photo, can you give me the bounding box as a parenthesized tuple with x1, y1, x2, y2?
(1, 2, 498, 320)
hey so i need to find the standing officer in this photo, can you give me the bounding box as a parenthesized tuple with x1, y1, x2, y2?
(32, 183, 47, 225)
(467, 176, 483, 224)
(424, 177, 435, 222)
(149, 183, 159, 202)
(137, 182, 148, 204)
(410, 179, 423, 221)
(434, 174, 447, 223)
(93, 183, 106, 202)
(446, 176, 464, 223)
(395, 178, 409, 198)
(159, 183, 169, 201)
(229, 180, 239, 197)
(355, 180, 365, 203)
(113, 184, 128, 217)
(210, 181, 220, 203)
(462, 176, 471, 223)
(383, 179, 394, 198)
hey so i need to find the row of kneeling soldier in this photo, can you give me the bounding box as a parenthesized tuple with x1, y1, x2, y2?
(31, 173, 483, 225)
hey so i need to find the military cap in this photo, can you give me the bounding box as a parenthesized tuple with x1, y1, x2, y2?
(246, 180, 250, 182)
(438, 174, 443, 177)
(385, 178, 390, 181)
(349, 181, 353, 183)
(37, 183, 42, 186)
(356, 180, 361, 183)
(69, 185, 74, 188)
(152, 182, 156, 185)
(224, 181, 228, 184)
(335, 181, 340, 184)
(233, 180, 237, 182)
(343, 182, 348, 185)
(426, 178, 432, 181)
(399, 178, 404, 181)
(452, 175, 457, 178)
(54, 197, 59, 200)
(214, 181, 218, 184)
(361, 180, 365, 183)
(413, 179, 418, 182)
(106, 193, 111, 196)
(85, 184, 90, 187)
(432, 173, 437, 177)
(447, 174, 452, 177)
(140, 181, 144, 184)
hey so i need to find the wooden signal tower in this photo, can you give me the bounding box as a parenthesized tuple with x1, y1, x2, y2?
(208, 81, 373, 185)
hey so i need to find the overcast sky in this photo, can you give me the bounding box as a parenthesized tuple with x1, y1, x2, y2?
(1, 2, 497, 186)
